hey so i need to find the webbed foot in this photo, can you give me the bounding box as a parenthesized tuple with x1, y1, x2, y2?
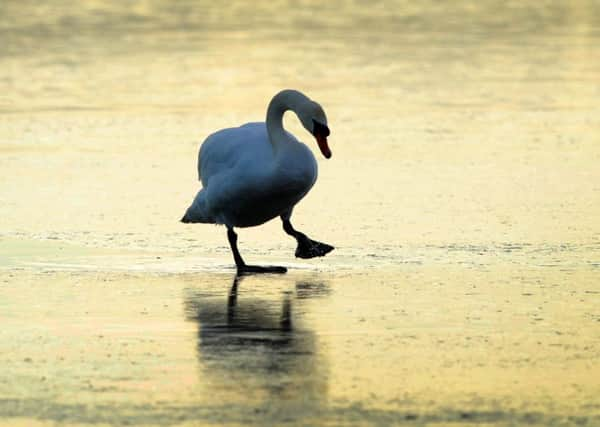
(295, 237, 334, 259)
(237, 265, 287, 275)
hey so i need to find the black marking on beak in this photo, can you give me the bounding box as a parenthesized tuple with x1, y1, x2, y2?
(312, 119, 330, 137)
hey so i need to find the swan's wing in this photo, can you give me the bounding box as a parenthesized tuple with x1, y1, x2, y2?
(197, 122, 270, 186)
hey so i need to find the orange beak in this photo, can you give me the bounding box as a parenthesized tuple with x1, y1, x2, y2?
(316, 133, 331, 159)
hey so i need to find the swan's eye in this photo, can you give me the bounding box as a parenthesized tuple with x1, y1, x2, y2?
(312, 119, 330, 137)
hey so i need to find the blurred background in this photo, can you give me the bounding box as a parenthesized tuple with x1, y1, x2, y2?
(1, 2, 600, 426)
(1, 0, 599, 268)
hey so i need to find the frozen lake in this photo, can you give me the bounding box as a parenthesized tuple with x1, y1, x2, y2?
(1, 1, 599, 425)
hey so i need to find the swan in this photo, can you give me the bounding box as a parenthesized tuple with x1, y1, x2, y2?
(181, 89, 334, 274)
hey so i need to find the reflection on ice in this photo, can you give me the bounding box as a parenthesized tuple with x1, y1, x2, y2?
(183, 275, 330, 409)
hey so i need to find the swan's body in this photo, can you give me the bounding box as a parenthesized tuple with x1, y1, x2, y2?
(184, 123, 317, 227)
(182, 89, 333, 274)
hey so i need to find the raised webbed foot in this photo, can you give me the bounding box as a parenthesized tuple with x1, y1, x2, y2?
(295, 237, 334, 259)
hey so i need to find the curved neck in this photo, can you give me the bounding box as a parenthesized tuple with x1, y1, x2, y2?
(266, 89, 310, 149)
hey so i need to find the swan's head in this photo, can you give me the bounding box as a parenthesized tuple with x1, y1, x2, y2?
(300, 101, 331, 159)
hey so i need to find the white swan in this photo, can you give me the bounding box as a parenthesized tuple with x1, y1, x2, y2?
(181, 89, 334, 274)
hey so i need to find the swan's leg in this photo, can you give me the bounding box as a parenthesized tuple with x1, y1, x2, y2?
(281, 219, 334, 259)
(226, 227, 287, 275)
(227, 227, 245, 267)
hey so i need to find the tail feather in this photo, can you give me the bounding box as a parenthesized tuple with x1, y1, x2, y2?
(181, 191, 213, 224)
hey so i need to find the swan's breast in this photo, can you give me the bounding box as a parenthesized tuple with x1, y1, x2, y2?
(221, 143, 317, 228)
(276, 141, 318, 194)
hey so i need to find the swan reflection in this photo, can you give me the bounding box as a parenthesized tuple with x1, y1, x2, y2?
(184, 275, 329, 406)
